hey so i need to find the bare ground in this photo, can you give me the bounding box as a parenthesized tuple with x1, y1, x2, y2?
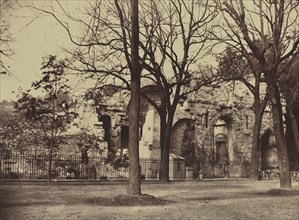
(0, 179, 298, 220)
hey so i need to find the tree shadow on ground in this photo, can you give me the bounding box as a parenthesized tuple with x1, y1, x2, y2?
(84, 194, 173, 206)
(0, 193, 173, 208)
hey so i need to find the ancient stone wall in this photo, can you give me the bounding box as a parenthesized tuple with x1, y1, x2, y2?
(172, 100, 254, 178)
(95, 85, 288, 178)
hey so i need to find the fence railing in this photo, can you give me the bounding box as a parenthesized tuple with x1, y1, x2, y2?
(0, 152, 254, 181)
(0, 152, 166, 180)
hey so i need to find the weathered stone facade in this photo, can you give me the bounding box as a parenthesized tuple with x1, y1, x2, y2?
(95, 84, 290, 179)
(167, 99, 253, 178)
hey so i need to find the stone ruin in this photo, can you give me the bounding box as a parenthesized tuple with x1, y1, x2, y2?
(94, 84, 297, 179)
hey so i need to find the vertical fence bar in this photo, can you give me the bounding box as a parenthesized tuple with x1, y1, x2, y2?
(0, 153, 170, 181)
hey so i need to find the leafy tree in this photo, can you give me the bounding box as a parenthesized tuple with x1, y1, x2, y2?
(75, 128, 105, 154)
(74, 127, 106, 164)
(16, 55, 78, 181)
(0, 100, 43, 153)
(218, 0, 299, 188)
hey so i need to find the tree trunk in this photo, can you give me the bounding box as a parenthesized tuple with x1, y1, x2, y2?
(285, 96, 299, 170)
(159, 125, 172, 182)
(48, 96, 56, 183)
(159, 118, 172, 183)
(250, 109, 263, 182)
(127, 73, 141, 194)
(47, 144, 53, 183)
(285, 97, 299, 153)
(127, 0, 141, 195)
(267, 79, 292, 188)
(250, 94, 268, 182)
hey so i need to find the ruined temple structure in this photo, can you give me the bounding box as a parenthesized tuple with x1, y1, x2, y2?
(95, 83, 296, 179)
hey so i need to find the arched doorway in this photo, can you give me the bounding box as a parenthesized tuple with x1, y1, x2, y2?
(212, 117, 232, 178)
(215, 133, 228, 164)
(260, 129, 278, 171)
(170, 119, 195, 157)
(170, 118, 199, 178)
(99, 115, 114, 160)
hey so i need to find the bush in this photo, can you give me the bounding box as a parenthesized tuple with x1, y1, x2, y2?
(65, 166, 80, 179)
(111, 150, 129, 169)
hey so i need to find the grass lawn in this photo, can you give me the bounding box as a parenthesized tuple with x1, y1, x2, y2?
(0, 179, 298, 220)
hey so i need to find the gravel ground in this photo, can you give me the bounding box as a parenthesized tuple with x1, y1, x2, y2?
(0, 179, 298, 220)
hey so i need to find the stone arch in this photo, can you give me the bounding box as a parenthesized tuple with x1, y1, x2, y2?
(170, 118, 200, 178)
(170, 118, 195, 158)
(209, 109, 235, 128)
(210, 109, 236, 177)
(260, 128, 278, 170)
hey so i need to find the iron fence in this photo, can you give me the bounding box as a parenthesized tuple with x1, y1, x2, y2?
(0, 152, 255, 181)
(0, 152, 165, 180)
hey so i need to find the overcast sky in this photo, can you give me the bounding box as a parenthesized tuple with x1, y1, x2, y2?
(1, 0, 281, 102)
(1, 1, 82, 101)
(1, 0, 218, 101)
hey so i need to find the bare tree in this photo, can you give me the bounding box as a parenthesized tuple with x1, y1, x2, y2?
(127, 0, 141, 195)
(136, 0, 219, 182)
(74, 0, 218, 182)
(280, 58, 299, 168)
(217, 46, 269, 181)
(0, 0, 14, 74)
(218, 0, 299, 188)
(27, 0, 218, 183)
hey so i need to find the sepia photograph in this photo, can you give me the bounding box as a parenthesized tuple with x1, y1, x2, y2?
(0, 0, 298, 219)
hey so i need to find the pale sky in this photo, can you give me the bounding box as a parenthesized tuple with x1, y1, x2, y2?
(1, 0, 219, 101)
(2, 0, 286, 102)
(0, 1, 84, 101)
